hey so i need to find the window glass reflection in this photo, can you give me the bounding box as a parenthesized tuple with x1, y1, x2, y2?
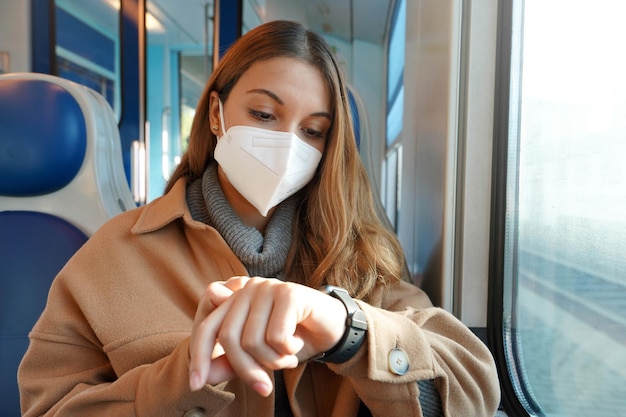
(504, 1, 626, 415)
(55, 0, 120, 117)
(146, 1, 213, 201)
(384, 0, 405, 232)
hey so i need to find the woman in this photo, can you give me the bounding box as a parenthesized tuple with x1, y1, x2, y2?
(18, 20, 500, 417)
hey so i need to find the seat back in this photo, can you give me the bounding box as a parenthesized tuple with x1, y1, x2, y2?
(0, 73, 135, 416)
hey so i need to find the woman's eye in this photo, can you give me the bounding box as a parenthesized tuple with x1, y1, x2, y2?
(302, 127, 325, 139)
(249, 110, 273, 121)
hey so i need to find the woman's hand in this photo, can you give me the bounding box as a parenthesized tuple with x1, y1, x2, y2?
(188, 277, 348, 396)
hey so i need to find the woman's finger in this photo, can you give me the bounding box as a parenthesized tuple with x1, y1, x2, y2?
(194, 276, 250, 323)
(204, 354, 235, 385)
(194, 281, 233, 322)
(239, 282, 301, 368)
(222, 275, 251, 292)
(215, 283, 281, 395)
(189, 296, 234, 391)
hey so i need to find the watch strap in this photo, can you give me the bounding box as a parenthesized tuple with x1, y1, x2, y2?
(315, 285, 368, 364)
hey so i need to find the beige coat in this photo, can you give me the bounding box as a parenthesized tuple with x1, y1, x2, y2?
(18, 179, 500, 417)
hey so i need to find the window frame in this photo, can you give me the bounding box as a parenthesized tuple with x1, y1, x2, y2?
(487, 0, 532, 415)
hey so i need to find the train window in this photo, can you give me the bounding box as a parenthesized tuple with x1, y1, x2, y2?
(496, 0, 626, 415)
(383, 0, 405, 229)
(145, 1, 213, 201)
(54, 0, 120, 117)
(242, 0, 264, 33)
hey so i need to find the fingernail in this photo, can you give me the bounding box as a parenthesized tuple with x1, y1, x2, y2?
(287, 355, 299, 368)
(252, 381, 272, 397)
(190, 370, 203, 391)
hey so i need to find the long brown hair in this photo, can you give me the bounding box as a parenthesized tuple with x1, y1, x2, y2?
(166, 20, 404, 299)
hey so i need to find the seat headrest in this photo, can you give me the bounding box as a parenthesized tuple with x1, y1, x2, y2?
(0, 78, 87, 196)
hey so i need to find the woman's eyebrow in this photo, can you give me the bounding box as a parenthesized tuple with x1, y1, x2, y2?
(311, 111, 332, 121)
(247, 88, 332, 120)
(247, 88, 283, 105)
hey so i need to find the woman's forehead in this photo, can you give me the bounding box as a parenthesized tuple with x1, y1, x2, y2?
(232, 57, 332, 109)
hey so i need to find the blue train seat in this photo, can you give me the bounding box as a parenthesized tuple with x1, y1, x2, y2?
(0, 73, 135, 416)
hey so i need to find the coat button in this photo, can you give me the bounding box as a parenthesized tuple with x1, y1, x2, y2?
(388, 348, 410, 375)
(183, 408, 207, 417)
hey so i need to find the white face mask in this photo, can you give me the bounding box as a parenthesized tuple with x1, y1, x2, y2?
(214, 101, 323, 217)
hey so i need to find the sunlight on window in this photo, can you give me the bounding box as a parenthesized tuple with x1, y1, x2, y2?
(505, 1, 626, 416)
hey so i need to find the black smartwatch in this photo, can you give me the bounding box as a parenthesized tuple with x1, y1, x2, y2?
(315, 285, 368, 364)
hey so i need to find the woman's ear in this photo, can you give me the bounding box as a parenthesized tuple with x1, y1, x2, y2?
(208, 91, 221, 136)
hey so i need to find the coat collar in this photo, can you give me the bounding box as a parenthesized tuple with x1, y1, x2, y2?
(131, 178, 209, 235)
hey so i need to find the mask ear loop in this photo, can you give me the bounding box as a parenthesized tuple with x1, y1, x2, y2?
(217, 100, 227, 137)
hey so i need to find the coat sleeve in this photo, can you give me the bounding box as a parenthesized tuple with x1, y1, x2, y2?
(19, 334, 234, 416)
(326, 283, 501, 417)
(18, 283, 235, 417)
(17, 241, 239, 415)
